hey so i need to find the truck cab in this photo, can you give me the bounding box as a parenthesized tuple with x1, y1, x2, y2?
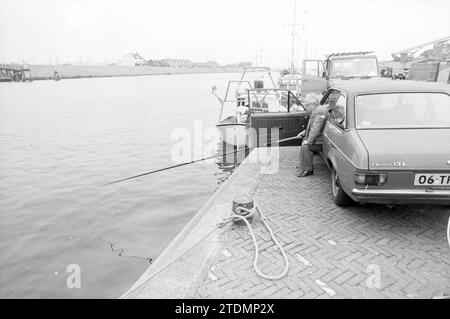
(301, 51, 380, 96)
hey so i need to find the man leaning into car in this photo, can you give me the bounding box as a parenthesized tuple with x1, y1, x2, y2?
(297, 94, 329, 177)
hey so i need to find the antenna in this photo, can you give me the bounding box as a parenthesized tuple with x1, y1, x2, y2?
(254, 35, 259, 66)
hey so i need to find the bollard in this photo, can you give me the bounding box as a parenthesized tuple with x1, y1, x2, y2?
(232, 195, 254, 226)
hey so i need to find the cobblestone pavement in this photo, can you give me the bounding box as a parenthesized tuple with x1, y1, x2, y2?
(189, 148, 450, 299)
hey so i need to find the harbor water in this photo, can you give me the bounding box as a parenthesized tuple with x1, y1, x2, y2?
(0, 73, 240, 298)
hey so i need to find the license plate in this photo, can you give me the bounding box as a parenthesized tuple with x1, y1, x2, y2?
(414, 174, 450, 186)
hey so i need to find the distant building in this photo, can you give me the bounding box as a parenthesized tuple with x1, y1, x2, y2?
(117, 52, 146, 66)
(192, 60, 220, 68)
(161, 58, 193, 67)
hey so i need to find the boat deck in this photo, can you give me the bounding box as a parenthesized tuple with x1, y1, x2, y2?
(123, 147, 450, 299)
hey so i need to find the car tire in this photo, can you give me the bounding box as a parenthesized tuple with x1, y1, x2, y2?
(331, 166, 353, 207)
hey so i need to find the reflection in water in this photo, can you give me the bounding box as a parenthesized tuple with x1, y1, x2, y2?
(214, 141, 251, 186)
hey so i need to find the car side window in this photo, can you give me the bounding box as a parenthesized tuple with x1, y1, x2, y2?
(330, 94, 347, 128)
(322, 90, 340, 108)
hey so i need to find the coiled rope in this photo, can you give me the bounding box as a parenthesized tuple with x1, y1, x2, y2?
(231, 201, 290, 280)
(121, 200, 289, 298)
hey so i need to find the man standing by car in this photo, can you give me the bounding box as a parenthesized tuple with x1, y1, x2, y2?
(297, 94, 329, 177)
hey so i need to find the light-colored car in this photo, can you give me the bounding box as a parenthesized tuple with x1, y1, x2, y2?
(320, 80, 450, 206)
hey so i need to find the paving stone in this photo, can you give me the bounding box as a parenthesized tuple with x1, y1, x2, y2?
(159, 148, 450, 299)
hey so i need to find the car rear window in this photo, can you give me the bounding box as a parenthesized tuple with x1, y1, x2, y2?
(355, 92, 450, 129)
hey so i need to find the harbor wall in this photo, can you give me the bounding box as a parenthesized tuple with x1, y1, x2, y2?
(28, 64, 243, 80)
(120, 148, 263, 298)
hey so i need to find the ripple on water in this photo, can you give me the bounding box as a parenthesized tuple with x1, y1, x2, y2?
(0, 73, 241, 298)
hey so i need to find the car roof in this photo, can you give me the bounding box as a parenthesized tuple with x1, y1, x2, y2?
(332, 80, 450, 95)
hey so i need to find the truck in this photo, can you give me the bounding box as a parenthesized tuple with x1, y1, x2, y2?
(300, 51, 380, 96)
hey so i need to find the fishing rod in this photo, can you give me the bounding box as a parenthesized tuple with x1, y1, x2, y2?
(103, 135, 299, 186)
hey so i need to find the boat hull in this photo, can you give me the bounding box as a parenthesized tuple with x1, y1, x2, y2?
(216, 123, 249, 148)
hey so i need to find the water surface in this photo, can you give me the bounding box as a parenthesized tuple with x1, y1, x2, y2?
(0, 73, 240, 298)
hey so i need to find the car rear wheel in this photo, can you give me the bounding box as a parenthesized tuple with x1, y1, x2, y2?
(331, 166, 353, 206)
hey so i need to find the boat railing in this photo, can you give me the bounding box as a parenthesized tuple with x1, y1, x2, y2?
(214, 80, 258, 122)
(223, 80, 254, 102)
(212, 80, 256, 105)
(240, 67, 277, 89)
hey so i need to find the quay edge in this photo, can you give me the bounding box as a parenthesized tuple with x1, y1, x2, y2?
(120, 147, 265, 298)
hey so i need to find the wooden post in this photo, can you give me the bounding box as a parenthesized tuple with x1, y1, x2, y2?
(232, 195, 254, 225)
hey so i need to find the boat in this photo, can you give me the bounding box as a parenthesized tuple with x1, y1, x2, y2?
(278, 69, 302, 106)
(212, 67, 310, 148)
(213, 67, 275, 148)
(278, 69, 302, 92)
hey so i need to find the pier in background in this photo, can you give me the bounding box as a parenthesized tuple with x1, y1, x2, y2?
(0, 64, 32, 82)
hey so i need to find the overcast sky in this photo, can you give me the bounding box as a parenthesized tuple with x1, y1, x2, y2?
(0, 0, 449, 66)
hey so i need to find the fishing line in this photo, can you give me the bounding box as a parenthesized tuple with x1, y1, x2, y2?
(102, 136, 299, 186)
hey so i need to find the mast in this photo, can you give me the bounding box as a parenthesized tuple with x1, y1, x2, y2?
(283, 0, 303, 75)
(290, 0, 297, 75)
(304, 10, 308, 61)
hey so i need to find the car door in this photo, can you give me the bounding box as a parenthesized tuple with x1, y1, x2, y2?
(322, 92, 355, 192)
(301, 60, 328, 96)
(321, 89, 340, 160)
(250, 91, 309, 146)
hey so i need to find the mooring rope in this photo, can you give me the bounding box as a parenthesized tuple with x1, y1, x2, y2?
(120, 200, 289, 298)
(231, 201, 290, 280)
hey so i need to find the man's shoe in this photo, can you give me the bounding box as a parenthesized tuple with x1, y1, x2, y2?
(297, 170, 314, 177)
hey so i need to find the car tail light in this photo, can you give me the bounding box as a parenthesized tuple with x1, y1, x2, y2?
(355, 173, 388, 186)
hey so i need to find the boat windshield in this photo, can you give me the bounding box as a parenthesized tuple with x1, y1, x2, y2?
(248, 89, 305, 113)
(356, 92, 450, 129)
(240, 68, 276, 90)
(330, 57, 379, 79)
